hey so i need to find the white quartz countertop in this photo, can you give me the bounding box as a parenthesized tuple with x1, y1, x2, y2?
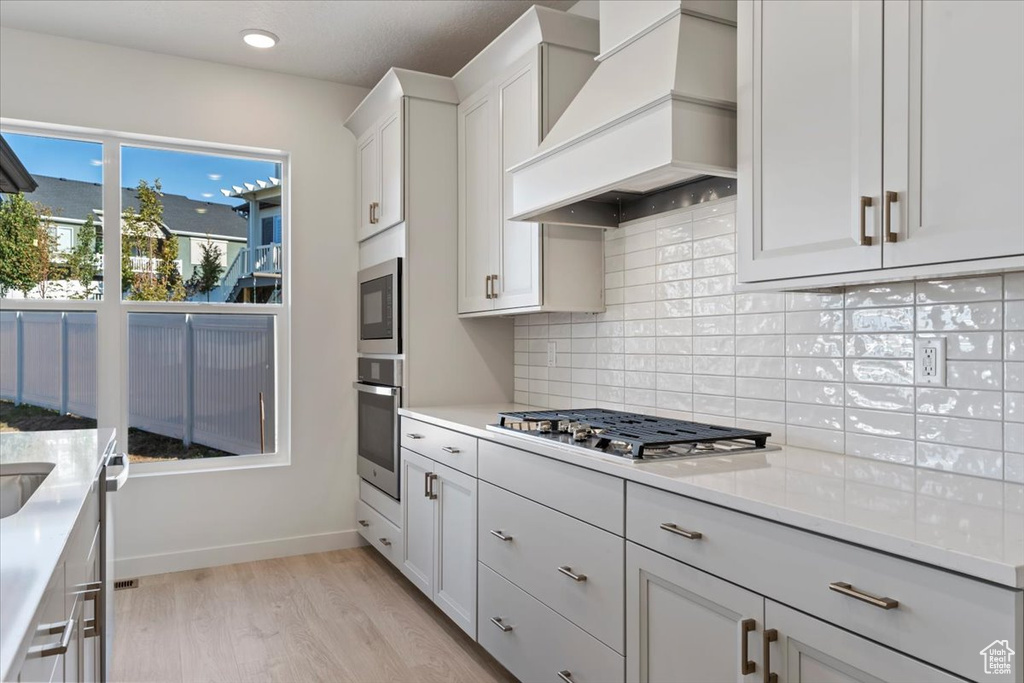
(400, 405, 1024, 589)
(0, 429, 115, 682)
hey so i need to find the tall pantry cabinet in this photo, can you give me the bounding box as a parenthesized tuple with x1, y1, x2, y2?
(454, 7, 606, 316)
(737, 0, 1024, 288)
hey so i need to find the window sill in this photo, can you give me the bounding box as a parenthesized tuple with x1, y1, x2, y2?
(127, 450, 290, 477)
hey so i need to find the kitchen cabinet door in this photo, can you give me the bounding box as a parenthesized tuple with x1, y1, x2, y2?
(376, 104, 405, 232)
(356, 129, 379, 241)
(882, 0, 1024, 268)
(738, 0, 883, 283)
(626, 543, 762, 683)
(495, 53, 542, 311)
(432, 462, 478, 638)
(764, 601, 961, 683)
(457, 88, 498, 313)
(400, 448, 434, 598)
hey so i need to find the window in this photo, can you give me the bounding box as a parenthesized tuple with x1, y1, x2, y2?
(0, 123, 289, 471)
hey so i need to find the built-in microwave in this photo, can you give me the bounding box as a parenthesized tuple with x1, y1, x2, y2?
(358, 258, 401, 355)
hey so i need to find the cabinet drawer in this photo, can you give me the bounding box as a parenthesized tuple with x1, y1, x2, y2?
(359, 479, 400, 528)
(478, 563, 624, 683)
(479, 482, 624, 653)
(17, 566, 65, 683)
(479, 439, 624, 534)
(356, 499, 403, 569)
(401, 417, 478, 476)
(626, 482, 1021, 680)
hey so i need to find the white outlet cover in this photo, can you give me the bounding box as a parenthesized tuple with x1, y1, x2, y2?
(914, 337, 946, 386)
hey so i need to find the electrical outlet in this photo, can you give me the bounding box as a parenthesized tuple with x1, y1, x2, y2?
(547, 341, 557, 368)
(915, 337, 946, 386)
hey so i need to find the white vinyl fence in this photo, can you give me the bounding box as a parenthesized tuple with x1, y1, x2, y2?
(1, 311, 275, 456)
(0, 311, 98, 418)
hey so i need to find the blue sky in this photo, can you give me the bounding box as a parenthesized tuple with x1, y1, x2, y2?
(4, 132, 279, 206)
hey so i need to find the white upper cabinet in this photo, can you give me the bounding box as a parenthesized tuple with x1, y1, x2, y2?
(354, 103, 404, 241)
(740, 0, 883, 282)
(345, 69, 459, 243)
(454, 7, 605, 316)
(882, 0, 1024, 268)
(737, 0, 1024, 288)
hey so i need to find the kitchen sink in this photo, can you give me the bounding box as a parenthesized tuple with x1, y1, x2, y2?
(0, 463, 54, 519)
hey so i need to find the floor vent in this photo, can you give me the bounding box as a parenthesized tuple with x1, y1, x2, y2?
(114, 578, 139, 591)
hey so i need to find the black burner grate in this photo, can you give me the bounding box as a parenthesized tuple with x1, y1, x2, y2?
(496, 408, 770, 457)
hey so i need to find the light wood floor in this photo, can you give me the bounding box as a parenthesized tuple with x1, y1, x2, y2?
(112, 546, 516, 683)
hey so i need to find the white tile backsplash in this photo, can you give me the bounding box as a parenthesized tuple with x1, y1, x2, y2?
(511, 197, 1024, 481)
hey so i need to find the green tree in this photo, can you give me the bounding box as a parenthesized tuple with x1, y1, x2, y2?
(187, 239, 224, 302)
(67, 213, 99, 299)
(0, 193, 57, 297)
(121, 179, 185, 301)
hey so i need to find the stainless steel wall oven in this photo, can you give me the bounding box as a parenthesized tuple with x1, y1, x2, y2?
(354, 357, 402, 499)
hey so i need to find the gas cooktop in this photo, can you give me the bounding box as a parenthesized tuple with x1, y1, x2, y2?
(487, 408, 774, 461)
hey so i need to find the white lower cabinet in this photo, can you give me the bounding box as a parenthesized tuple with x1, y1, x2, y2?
(399, 447, 477, 638)
(626, 543, 762, 683)
(479, 563, 624, 683)
(400, 448, 435, 597)
(765, 601, 961, 683)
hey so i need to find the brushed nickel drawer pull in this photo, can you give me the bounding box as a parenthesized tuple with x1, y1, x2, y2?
(740, 618, 756, 675)
(357, 519, 370, 527)
(557, 671, 573, 683)
(763, 629, 778, 683)
(557, 565, 587, 582)
(859, 196, 874, 246)
(441, 446, 460, 454)
(490, 616, 513, 632)
(490, 529, 513, 542)
(884, 190, 898, 242)
(379, 537, 392, 547)
(829, 581, 898, 610)
(29, 618, 75, 658)
(660, 522, 703, 540)
(405, 433, 424, 440)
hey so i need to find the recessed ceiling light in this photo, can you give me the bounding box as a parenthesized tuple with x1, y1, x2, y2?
(241, 29, 278, 49)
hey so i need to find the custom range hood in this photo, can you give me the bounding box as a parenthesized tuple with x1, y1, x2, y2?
(509, 0, 737, 228)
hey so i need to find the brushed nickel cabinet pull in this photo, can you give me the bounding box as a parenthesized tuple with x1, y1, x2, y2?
(379, 538, 392, 547)
(859, 196, 874, 246)
(884, 191, 898, 242)
(29, 618, 75, 658)
(490, 616, 513, 632)
(441, 446, 460, 454)
(740, 618, 756, 675)
(557, 565, 587, 582)
(485, 275, 492, 299)
(763, 628, 778, 683)
(490, 529, 513, 542)
(491, 273, 499, 299)
(427, 473, 438, 500)
(829, 581, 898, 609)
(660, 522, 703, 540)
(357, 519, 370, 528)
(557, 671, 573, 683)
(424, 471, 431, 498)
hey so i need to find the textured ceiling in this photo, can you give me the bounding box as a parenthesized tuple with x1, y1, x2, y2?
(0, 0, 577, 88)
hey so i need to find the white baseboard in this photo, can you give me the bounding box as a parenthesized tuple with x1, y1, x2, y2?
(115, 529, 368, 579)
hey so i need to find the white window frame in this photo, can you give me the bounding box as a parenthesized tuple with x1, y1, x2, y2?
(0, 118, 292, 476)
